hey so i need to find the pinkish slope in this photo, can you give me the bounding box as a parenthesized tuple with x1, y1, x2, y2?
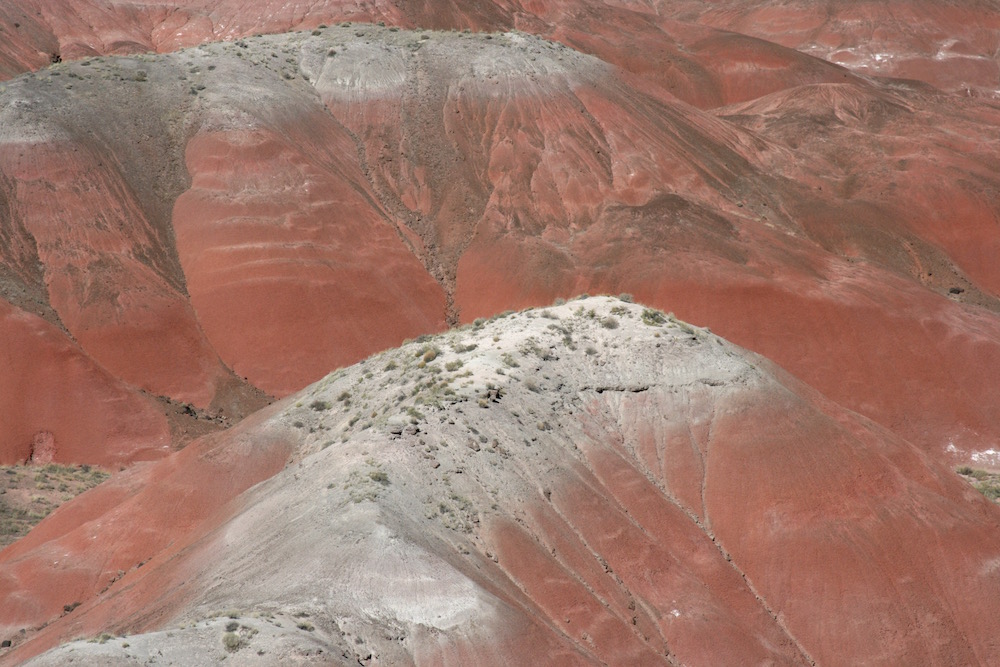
(4, 0, 994, 106)
(0, 299, 170, 465)
(174, 117, 448, 397)
(3, 24, 1000, 471)
(4, 299, 1000, 665)
(683, 0, 1000, 98)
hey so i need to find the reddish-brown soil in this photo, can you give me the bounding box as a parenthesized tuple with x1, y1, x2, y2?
(0, 398, 295, 655)
(174, 123, 448, 396)
(0, 299, 171, 465)
(3, 300, 1000, 665)
(0, 5, 999, 665)
(0, 464, 109, 549)
(2, 14, 1000, 470)
(0, 5, 996, 469)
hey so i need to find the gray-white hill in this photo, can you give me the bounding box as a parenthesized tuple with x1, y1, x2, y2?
(11, 296, 1000, 666)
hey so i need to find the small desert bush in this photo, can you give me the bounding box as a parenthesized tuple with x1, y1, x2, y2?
(976, 480, 1000, 500)
(641, 309, 666, 326)
(222, 632, 241, 652)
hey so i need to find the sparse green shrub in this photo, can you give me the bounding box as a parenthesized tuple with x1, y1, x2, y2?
(222, 632, 241, 652)
(618, 293, 634, 302)
(368, 471, 389, 484)
(310, 400, 332, 411)
(641, 309, 666, 326)
(601, 316, 619, 329)
(225, 620, 239, 632)
(501, 353, 519, 368)
(337, 391, 351, 402)
(445, 360, 463, 371)
(585, 346, 598, 356)
(976, 482, 1000, 500)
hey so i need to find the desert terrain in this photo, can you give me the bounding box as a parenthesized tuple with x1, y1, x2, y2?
(1, 1, 1000, 665)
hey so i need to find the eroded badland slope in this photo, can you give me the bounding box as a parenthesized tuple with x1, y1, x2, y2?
(0, 23, 999, 469)
(4, 298, 1000, 665)
(2, 3, 1000, 666)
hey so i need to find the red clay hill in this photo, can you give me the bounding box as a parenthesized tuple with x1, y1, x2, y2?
(0, 3, 999, 665)
(4, 299, 1000, 665)
(0, 12, 998, 470)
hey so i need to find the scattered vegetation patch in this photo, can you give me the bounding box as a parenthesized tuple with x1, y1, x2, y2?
(1, 464, 109, 548)
(309, 400, 332, 411)
(641, 308, 666, 326)
(957, 467, 1000, 502)
(601, 316, 619, 329)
